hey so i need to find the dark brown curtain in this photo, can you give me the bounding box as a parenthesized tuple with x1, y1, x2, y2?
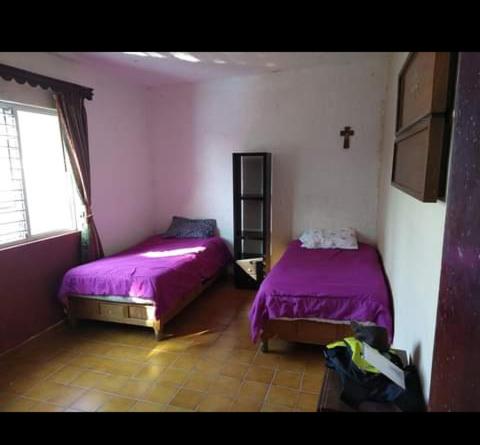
(55, 91, 104, 263)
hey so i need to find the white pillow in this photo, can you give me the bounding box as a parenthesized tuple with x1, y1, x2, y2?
(321, 228, 358, 249)
(299, 228, 358, 250)
(299, 229, 323, 249)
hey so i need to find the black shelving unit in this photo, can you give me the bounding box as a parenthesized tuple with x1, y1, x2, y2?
(233, 152, 271, 289)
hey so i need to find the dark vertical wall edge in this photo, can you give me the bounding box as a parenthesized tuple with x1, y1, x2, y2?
(429, 52, 480, 411)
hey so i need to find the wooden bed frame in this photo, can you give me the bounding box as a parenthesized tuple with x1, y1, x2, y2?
(65, 271, 222, 341)
(260, 318, 354, 352)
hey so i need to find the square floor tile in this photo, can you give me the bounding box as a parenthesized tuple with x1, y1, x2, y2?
(143, 382, 178, 405)
(94, 374, 129, 394)
(146, 351, 180, 366)
(170, 389, 205, 410)
(230, 395, 263, 412)
(70, 370, 106, 388)
(238, 381, 269, 401)
(69, 389, 112, 412)
(29, 401, 65, 412)
(5, 375, 42, 395)
(197, 394, 233, 412)
(68, 354, 105, 370)
(276, 356, 306, 373)
(183, 371, 216, 392)
(208, 375, 242, 398)
(24, 381, 85, 407)
(165, 404, 195, 412)
(261, 402, 293, 412)
(1, 281, 329, 414)
(266, 385, 300, 408)
(253, 352, 281, 368)
(96, 395, 136, 412)
(245, 366, 275, 384)
(48, 365, 85, 385)
(170, 354, 199, 371)
(219, 362, 249, 380)
(273, 370, 302, 390)
(301, 372, 324, 394)
(297, 392, 318, 411)
(96, 358, 143, 377)
(305, 359, 326, 373)
(195, 358, 224, 375)
(134, 364, 167, 381)
(115, 379, 151, 399)
(228, 348, 256, 365)
(0, 396, 36, 412)
(155, 368, 189, 386)
(24, 361, 65, 379)
(104, 345, 148, 362)
(205, 347, 233, 361)
(130, 401, 166, 412)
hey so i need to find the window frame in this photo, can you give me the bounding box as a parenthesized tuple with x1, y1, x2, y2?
(0, 99, 81, 250)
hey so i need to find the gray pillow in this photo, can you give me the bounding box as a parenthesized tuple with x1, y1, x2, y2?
(164, 216, 217, 238)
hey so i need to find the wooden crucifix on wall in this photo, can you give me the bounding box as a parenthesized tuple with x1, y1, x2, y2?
(340, 126, 354, 149)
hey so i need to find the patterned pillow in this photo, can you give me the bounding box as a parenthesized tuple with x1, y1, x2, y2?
(299, 229, 323, 248)
(164, 216, 216, 238)
(299, 228, 358, 250)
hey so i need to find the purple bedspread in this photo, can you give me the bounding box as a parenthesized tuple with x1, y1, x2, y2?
(58, 236, 232, 319)
(249, 240, 393, 343)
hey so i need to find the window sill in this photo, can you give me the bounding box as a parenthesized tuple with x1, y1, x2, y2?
(0, 230, 81, 253)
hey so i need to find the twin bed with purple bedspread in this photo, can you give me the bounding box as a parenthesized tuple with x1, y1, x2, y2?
(249, 240, 394, 343)
(58, 236, 232, 321)
(59, 234, 392, 344)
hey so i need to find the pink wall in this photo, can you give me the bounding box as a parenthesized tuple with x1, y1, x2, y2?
(0, 52, 157, 256)
(0, 232, 80, 354)
(0, 52, 157, 353)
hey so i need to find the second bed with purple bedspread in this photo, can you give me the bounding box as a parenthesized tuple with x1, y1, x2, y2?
(249, 240, 393, 343)
(59, 236, 232, 320)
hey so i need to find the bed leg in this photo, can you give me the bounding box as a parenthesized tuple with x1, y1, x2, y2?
(261, 331, 269, 353)
(153, 320, 164, 341)
(261, 340, 269, 353)
(66, 308, 77, 329)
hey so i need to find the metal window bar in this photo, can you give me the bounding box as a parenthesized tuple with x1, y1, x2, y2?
(0, 105, 29, 244)
(0, 100, 79, 249)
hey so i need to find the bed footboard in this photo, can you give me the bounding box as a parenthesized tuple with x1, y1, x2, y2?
(260, 319, 354, 352)
(66, 271, 222, 341)
(66, 295, 158, 336)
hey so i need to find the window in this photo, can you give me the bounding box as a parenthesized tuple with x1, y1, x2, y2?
(0, 100, 81, 248)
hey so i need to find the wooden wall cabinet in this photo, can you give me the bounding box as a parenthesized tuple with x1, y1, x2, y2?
(392, 52, 457, 202)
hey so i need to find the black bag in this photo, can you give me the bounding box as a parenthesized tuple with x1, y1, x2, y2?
(324, 343, 405, 408)
(324, 332, 425, 411)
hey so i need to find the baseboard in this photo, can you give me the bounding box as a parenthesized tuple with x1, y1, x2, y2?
(0, 318, 66, 359)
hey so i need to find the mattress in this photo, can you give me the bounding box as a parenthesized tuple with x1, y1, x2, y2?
(58, 235, 232, 320)
(249, 240, 393, 342)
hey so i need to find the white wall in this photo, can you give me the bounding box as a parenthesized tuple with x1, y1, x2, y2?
(147, 55, 389, 264)
(377, 52, 447, 402)
(0, 52, 156, 255)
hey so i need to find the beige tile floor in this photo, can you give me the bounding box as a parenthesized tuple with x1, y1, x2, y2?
(0, 279, 326, 412)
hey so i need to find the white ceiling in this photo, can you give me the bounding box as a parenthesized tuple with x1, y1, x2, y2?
(56, 52, 390, 87)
